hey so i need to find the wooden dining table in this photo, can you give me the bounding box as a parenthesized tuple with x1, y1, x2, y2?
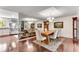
(41, 31, 54, 44)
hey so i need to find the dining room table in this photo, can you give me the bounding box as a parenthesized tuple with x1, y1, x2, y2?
(41, 31, 54, 44)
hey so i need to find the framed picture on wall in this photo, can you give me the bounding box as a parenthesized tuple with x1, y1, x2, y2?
(37, 23, 42, 28)
(54, 22, 63, 28)
(31, 23, 35, 28)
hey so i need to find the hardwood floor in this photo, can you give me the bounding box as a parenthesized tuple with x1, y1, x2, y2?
(57, 38, 79, 52)
(0, 35, 50, 52)
(0, 35, 79, 52)
(17, 40, 51, 52)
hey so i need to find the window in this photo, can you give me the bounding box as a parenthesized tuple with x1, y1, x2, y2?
(0, 19, 5, 28)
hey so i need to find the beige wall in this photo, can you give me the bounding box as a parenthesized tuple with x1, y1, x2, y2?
(51, 15, 76, 38)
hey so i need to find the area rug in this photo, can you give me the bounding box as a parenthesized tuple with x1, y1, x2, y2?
(33, 39, 64, 52)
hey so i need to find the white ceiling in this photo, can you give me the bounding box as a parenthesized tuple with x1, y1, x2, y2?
(0, 6, 79, 20)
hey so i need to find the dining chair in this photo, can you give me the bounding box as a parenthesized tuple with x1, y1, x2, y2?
(35, 29, 46, 42)
(49, 30, 61, 41)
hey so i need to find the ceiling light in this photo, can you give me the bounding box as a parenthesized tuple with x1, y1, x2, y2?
(47, 17, 54, 22)
(28, 22, 33, 24)
(39, 7, 62, 17)
(47, 17, 51, 20)
(52, 17, 54, 20)
(22, 18, 38, 21)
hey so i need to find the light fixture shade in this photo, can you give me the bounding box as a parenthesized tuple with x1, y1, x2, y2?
(47, 17, 54, 22)
(52, 17, 54, 20)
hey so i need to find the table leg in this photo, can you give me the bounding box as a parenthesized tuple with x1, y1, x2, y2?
(44, 36, 49, 44)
